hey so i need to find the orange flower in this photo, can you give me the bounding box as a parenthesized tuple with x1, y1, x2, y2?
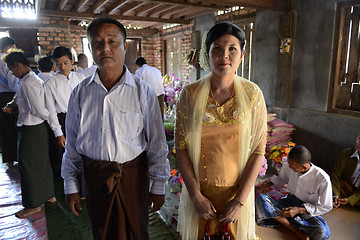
(170, 169, 177, 177)
(287, 142, 296, 147)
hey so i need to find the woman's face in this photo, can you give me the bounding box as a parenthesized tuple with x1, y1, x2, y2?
(208, 34, 244, 77)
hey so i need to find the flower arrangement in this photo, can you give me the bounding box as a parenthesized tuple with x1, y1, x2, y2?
(268, 141, 296, 171)
(169, 168, 183, 199)
(258, 156, 268, 177)
(163, 74, 190, 107)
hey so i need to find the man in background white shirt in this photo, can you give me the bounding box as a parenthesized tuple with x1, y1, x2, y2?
(135, 56, 165, 120)
(62, 17, 169, 240)
(256, 145, 332, 240)
(37, 56, 55, 82)
(0, 37, 19, 168)
(76, 53, 97, 78)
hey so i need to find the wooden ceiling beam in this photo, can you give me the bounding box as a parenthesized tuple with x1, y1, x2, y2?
(106, 0, 128, 14)
(147, 4, 172, 17)
(57, 0, 69, 10)
(135, 3, 158, 15)
(195, 0, 288, 12)
(73, 0, 90, 12)
(171, 7, 210, 19)
(160, 6, 189, 18)
(139, 0, 228, 10)
(90, 0, 111, 13)
(41, 9, 191, 24)
(118, 2, 141, 15)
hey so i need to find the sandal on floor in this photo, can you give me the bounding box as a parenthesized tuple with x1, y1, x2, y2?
(15, 208, 41, 219)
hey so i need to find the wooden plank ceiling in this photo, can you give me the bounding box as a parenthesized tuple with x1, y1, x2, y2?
(38, 0, 288, 31)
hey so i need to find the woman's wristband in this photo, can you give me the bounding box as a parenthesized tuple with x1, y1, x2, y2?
(234, 198, 245, 207)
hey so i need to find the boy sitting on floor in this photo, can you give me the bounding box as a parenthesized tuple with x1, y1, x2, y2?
(255, 145, 333, 240)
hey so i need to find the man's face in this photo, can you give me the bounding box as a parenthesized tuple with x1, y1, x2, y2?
(55, 55, 73, 76)
(89, 23, 127, 70)
(287, 159, 306, 173)
(7, 63, 22, 78)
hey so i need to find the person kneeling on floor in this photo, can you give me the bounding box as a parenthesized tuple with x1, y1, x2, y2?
(255, 145, 332, 240)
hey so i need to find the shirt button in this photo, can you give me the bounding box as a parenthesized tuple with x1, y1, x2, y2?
(201, 144, 204, 147)
(203, 165, 206, 168)
(205, 178, 208, 181)
(202, 154, 205, 158)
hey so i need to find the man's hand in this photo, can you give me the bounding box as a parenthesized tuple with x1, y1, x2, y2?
(65, 193, 82, 216)
(279, 207, 306, 218)
(57, 135, 66, 148)
(148, 193, 165, 212)
(191, 192, 217, 220)
(333, 196, 341, 208)
(217, 199, 243, 224)
(338, 197, 349, 205)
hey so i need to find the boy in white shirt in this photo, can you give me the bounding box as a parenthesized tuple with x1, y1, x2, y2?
(2, 49, 55, 218)
(256, 145, 332, 240)
(37, 56, 55, 82)
(44, 47, 85, 175)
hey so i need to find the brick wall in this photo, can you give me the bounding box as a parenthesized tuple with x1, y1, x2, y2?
(135, 23, 194, 81)
(141, 35, 163, 72)
(37, 16, 85, 57)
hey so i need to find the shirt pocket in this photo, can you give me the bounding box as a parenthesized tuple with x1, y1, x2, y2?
(114, 110, 143, 139)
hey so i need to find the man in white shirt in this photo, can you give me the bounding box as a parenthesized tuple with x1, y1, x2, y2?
(331, 135, 360, 207)
(44, 47, 85, 175)
(62, 17, 170, 240)
(135, 57, 165, 119)
(76, 53, 97, 78)
(0, 37, 20, 168)
(256, 145, 332, 240)
(2, 49, 55, 218)
(37, 56, 55, 82)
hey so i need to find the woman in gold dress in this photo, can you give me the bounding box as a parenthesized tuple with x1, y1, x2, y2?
(175, 22, 267, 239)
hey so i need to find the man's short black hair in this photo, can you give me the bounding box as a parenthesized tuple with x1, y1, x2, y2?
(78, 53, 87, 62)
(53, 46, 72, 61)
(3, 51, 30, 68)
(0, 37, 16, 51)
(287, 145, 311, 165)
(38, 56, 54, 72)
(135, 57, 147, 66)
(87, 17, 127, 43)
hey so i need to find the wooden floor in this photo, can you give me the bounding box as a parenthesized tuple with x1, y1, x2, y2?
(0, 154, 180, 240)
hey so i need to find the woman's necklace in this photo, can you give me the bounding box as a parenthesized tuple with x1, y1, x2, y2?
(210, 86, 235, 107)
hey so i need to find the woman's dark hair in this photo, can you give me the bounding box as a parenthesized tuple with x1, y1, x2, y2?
(287, 145, 311, 165)
(87, 17, 127, 43)
(53, 46, 72, 61)
(205, 22, 246, 54)
(4, 51, 30, 67)
(38, 56, 54, 72)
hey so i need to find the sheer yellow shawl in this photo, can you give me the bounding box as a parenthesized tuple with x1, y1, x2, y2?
(175, 73, 267, 239)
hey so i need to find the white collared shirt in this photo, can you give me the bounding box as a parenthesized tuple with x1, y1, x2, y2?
(61, 66, 170, 195)
(38, 71, 55, 82)
(271, 162, 333, 217)
(135, 64, 165, 96)
(350, 150, 360, 187)
(77, 65, 97, 78)
(16, 71, 48, 126)
(0, 52, 20, 93)
(44, 71, 85, 136)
